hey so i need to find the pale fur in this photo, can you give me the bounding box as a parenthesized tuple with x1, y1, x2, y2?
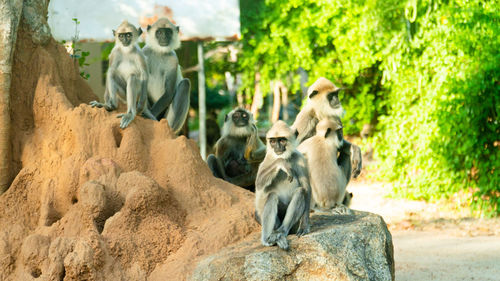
(108, 21, 148, 95)
(266, 120, 297, 159)
(143, 17, 181, 102)
(114, 21, 139, 53)
(255, 120, 311, 249)
(89, 20, 151, 129)
(292, 77, 345, 142)
(307, 98, 345, 120)
(297, 119, 347, 209)
(144, 18, 181, 54)
(142, 17, 191, 134)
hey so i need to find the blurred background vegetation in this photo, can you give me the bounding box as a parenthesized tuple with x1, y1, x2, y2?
(221, 0, 499, 216)
(95, 0, 499, 216)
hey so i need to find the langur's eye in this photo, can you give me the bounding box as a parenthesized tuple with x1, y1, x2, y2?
(242, 113, 247, 118)
(270, 139, 276, 144)
(279, 139, 287, 145)
(233, 112, 240, 118)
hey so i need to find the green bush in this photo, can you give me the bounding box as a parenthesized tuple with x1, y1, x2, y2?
(376, 0, 499, 216)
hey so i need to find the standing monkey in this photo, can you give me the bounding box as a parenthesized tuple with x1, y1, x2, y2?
(143, 18, 191, 134)
(255, 121, 311, 250)
(298, 118, 351, 214)
(207, 108, 265, 192)
(292, 77, 362, 182)
(90, 21, 155, 128)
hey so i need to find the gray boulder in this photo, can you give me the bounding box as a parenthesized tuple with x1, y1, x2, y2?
(191, 211, 394, 281)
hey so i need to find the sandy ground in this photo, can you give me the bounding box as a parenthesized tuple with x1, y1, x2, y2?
(348, 180, 500, 281)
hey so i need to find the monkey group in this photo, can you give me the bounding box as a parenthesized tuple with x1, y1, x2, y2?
(89, 20, 361, 251)
(90, 18, 190, 133)
(208, 77, 363, 250)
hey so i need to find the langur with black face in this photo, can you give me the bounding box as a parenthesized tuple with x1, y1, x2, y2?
(292, 77, 363, 183)
(90, 21, 155, 128)
(298, 118, 351, 214)
(206, 108, 265, 192)
(143, 18, 191, 134)
(255, 121, 311, 250)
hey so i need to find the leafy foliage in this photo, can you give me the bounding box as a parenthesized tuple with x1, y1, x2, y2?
(67, 18, 91, 80)
(239, 0, 499, 215)
(376, 0, 500, 216)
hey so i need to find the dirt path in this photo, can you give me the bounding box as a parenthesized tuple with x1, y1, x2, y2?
(348, 180, 500, 281)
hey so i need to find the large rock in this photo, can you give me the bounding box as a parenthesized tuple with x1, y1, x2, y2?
(191, 211, 394, 281)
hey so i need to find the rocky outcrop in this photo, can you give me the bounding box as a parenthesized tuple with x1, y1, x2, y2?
(191, 211, 394, 281)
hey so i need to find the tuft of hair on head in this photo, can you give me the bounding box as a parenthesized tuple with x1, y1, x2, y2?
(316, 118, 342, 136)
(266, 121, 297, 158)
(315, 119, 343, 148)
(307, 77, 339, 99)
(114, 20, 140, 52)
(146, 17, 181, 53)
(116, 20, 135, 33)
(266, 120, 294, 139)
(306, 77, 345, 119)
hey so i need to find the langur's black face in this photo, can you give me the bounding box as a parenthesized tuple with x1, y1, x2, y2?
(155, 28, 173, 46)
(327, 89, 341, 109)
(268, 137, 288, 155)
(118, 32, 133, 47)
(230, 110, 250, 127)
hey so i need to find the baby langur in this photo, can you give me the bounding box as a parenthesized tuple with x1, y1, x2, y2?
(143, 18, 191, 134)
(298, 118, 351, 214)
(207, 108, 266, 192)
(90, 21, 155, 129)
(255, 121, 311, 250)
(292, 77, 362, 182)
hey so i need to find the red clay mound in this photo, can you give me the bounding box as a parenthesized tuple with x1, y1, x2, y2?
(0, 28, 258, 280)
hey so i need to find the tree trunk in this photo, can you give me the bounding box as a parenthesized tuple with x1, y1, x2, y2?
(0, 0, 23, 193)
(250, 72, 262, 118)
(271, 81, 281, 123)
(281, 82, 289, 121)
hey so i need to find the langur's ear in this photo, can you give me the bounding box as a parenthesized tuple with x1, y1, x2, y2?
(293, 128, 299, 138)
(137, 28, 143, 36)
(176, 26, 180, 33)
(112, 29, 116, 37)
(147, 25, 151, 31)
(308, 90, 318, 99)
(225, 114, 229, 122)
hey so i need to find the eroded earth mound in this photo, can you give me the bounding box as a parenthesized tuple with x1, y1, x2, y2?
(0, 24, 258, 281)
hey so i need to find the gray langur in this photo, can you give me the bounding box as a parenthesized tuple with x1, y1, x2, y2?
(255, 121, 311, 250)
(297, 118, 351, 214)
(207, 108, 265, 192)
(90, 21, 156, 129)
(292, 77, 362, 182)
(143, 17, 191, 134)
